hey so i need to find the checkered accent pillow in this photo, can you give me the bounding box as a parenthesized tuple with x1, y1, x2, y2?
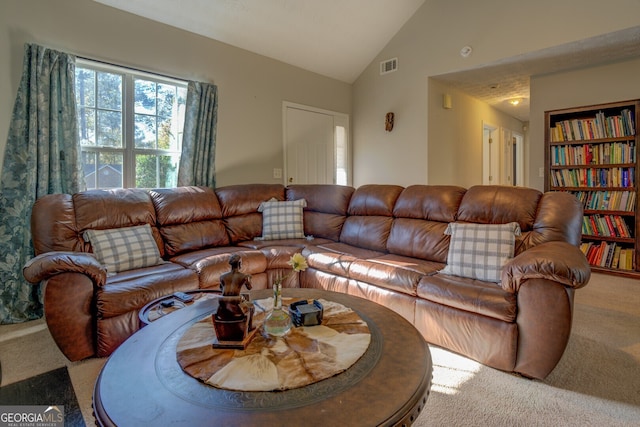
(258, 198, 307, 240)
(441, 222, 521, 282)
(83, 224, 162, 275)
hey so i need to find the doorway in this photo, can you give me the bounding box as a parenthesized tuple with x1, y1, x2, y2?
(283, 102, 350, 185)
(482, 122, 499, 185)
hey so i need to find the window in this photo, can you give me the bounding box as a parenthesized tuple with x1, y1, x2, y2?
(75, 60, 187, 189)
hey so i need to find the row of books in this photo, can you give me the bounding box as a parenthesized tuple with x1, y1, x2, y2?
(572, 190, 637, 212)
(582, 214, 633, 238)
(550, 142, 635, 166)
(581, 241, 634, 270)
(550, 109, 636, 142)
(550, 167, 634, 188)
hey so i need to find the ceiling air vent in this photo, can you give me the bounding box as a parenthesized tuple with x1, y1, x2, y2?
(380, 58, 398, 75)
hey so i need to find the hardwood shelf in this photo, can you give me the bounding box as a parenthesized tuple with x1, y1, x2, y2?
(545, 99, 640, 277)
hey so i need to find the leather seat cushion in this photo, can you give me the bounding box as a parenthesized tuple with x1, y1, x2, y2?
(302, 243, 385, 277)
(171, 248, 267, 288)
(97, 262, 198, 318)
(417, 273, 517, 322)
(349, 254, 443, 296)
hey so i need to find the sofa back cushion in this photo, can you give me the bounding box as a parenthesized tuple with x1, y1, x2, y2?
(388, 185, 466, 262)
(149, 186, 229, 256)
(215, 184, 286, 243)
(73, 188, 163, 256)
(31, 194, 82, 255)
(286, 184, 354, 241)
(340, 185, 403, 252)
(457, 185, 576, 256)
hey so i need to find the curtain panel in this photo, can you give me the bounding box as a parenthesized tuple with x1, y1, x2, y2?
(0, 44, 82, 323)
(178, 81, 218, 188)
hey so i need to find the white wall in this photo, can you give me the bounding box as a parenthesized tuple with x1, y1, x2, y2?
(353, 0, 640, 188)
(428, 78, 525, 188)
(0, 0, 352, 187)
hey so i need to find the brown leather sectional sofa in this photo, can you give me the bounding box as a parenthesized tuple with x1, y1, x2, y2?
(23, 183, 590, 379)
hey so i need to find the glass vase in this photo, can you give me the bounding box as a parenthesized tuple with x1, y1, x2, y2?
(263, 281, 292, 337)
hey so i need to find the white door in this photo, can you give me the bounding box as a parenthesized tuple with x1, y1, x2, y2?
(283, 103, 350, 185)
(483, 122, 499, 185)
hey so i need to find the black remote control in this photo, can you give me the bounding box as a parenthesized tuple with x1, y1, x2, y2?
(173, 292, 194, 303)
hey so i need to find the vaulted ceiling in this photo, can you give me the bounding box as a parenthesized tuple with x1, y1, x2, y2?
(94, 0, 640, 121)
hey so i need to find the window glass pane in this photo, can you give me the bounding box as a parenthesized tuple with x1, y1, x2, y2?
(97, 110, 123, 147)
(158, 117, 176, 150)
(97, 72, 122, 110)
(135, 79, 156, 115)
(97, 152, 124, 189)
(82, 151, 97, 189)
(335, 125, 348, 186)
(77, 61, 186, 190)
(78, 107, 96, 146)
(75, 68, 95, 107)
(135, 154, 178, 188)
(135, 114, 157, 148)
(157, 83, 176, 118)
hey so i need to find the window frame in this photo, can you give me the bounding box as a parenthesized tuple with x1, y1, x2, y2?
(76, 59, 187, 189)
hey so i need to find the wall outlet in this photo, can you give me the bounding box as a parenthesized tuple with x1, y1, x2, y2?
(273, 168, 282, 179)
(538, 167, 545, 178)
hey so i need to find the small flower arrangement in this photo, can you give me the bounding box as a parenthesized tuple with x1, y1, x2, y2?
(264, 253, 308, 337)
(274, 253, 308, 287)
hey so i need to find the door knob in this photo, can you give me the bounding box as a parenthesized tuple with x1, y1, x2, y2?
(288, 177, 293, 183)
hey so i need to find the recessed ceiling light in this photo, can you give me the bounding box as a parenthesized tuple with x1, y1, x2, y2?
(508, 98, 523, 106)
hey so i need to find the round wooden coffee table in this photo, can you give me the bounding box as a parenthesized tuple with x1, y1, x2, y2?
(93, 288, 432, 426)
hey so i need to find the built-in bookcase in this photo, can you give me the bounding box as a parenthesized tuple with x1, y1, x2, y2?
(545, 100, 640, 277)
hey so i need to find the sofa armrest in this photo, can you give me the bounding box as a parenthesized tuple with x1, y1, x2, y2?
(501, 241, 590, 293)
(23, 251, 107, 288)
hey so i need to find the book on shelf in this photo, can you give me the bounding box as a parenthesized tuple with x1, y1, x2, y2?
(550, 142, 635, 166)
(550, 108, 636, 142)
(550, 167, 634, 188)
(568, 190, 636, 211)
(582, 214, 632, 238)
(580, 241, 634, 270)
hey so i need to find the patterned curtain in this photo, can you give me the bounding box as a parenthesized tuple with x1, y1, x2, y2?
(0, 44, 82, 323)
(177, 81, 218, 188)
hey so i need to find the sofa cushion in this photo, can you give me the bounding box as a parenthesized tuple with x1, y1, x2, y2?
(215, 184, 286, 243)
(258, 198, 307, 240)
(302, 242, 385, 278)
(287, 184, 354, 241)
(349, 254, 443, 296)
(149, 186, 229, 256)
(417, 274, 517, 322)
(441, 222, 521, 282)
(97, 262, 198, 318)
(84, 224, 163, 275)
(171, 248, 267, 289)
(387, 218, 450, 263)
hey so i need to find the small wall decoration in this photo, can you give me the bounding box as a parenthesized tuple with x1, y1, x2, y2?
(385, 112, 395, 132)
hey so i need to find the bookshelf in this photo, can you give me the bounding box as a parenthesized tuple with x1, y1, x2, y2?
(545, 100, 640, 277)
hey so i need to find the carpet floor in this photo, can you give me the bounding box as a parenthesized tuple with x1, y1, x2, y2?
(0, 272, 638, 426)
(0, 367, 84, 426)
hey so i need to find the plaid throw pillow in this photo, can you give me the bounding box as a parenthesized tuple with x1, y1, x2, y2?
(258, 198, 307, 240)
(440, 222, 521, 282)
(84, 224, 162, 275)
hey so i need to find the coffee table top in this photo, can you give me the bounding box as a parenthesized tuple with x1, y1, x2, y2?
(93, 288, 432, 427)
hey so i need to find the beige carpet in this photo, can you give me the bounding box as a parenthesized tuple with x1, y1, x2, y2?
(1, 273, 638, 426)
